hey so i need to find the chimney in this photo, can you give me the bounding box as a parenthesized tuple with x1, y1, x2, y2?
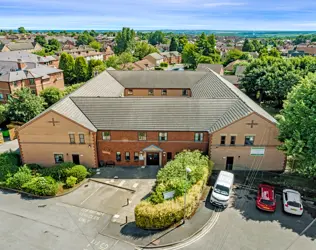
(17, 59, 25, 70)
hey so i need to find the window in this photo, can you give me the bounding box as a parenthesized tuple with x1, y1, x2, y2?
(159, 132, 168, 141)
(138, 132, 147, 141)
(194, 132, 203, 142)
(0, 93, 3, 100)
(148, 89, 154, 96)
(127, 89, 133, 95)
(230, 136, 236, 145)
(244, 136, 255, 145)
(69, 133, 75, 144)
(182, 89, 189, 96)
(116, 152, 121, 161)
(167, 152, 172, 161)
(102, 131, 111, 140)
(79, 134, 85, 144)
(220, 136, 226, 145)
(125, 152, 130, 161)
(134, 152, 139, 161)
(29, 79, 35, 85)
(54, 154, 64, 164)
(161, 89, 167, 96)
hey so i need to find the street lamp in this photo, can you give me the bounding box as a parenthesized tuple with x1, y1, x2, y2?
(183, 167, 192, 224)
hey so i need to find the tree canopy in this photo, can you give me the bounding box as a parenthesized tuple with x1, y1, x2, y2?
(114, 27, 136, 54)
(76, 33, 95, 46)
(242, 39, 255, 52)
(169, 37, 178, 51)
(224, 49, 243, 66)
(4, 88, 45, 123)
(59, 53, 75, 84)
(148, 31, 165, 46)
(89, 41, 102, 51)
(40, 87, 64, 107)
(88, 59, 105, 77)
(34, 35, 47, 46)
(74, 56, 89, 82)
(18, 27, 26, 34)
(182, 43, 200, 69)
(277, 74, 316, 177)
(133, 41, 158, 60)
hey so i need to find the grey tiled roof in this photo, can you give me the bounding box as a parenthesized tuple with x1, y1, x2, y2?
(0, 51, 56, 63)
(108, 71, 208, 89)
(196, 64, 223, 74)
(70, 97, 242, 131)
(6, 42, 35, 51)
(146, 52, 163, 60)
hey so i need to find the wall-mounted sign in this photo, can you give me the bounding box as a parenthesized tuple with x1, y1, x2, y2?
(250, 147, 265, 156)
(139, 154, 144, 160)
(163, 190, 175, 200)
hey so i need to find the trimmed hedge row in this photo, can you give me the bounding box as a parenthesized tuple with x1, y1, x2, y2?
(135, 150, 213, 229)
(135, 168, 209, 229)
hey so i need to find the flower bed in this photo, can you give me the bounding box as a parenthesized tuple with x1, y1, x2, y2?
(0, 152, 90, 196)
(135, 150, 213, 229)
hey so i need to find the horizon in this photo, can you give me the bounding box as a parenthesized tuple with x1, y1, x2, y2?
(2, 0, 316, 31)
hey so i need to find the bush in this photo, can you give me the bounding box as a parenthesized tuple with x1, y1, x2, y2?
(5, 165, 33, 189)
(66, 165, 88, 183)
(135, 150, 213, 229)
(154, 66, 164, 70)
(22, 176, 58, 196)
(160, 62, 168, 67)
(66, 176, 77, 188)
(36, 162, 76, 181)
(0, 152, 21, 181)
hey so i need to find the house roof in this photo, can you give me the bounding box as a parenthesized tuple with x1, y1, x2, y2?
(235, 66, 247, 76)
(20, 69, 276, 133)
(6, 42, 36, 51)
(0, 51, 56, 63)
(146, 52, 164, 60)
(160, 51, 181, 57)
(196, 64, 223, 75)
(222, 75, 240, 86)
(134, 59, 155, 70)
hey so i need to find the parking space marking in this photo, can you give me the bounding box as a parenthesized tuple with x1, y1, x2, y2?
(118, 180, 125, 187)
(80, 186, 103, 205)
(132, 183, 139, 188)
(84, 238, 109, 250)
(78, 208, 105, 224)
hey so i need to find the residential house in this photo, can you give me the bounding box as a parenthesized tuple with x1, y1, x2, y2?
(18, 70, 285, 172)
(160, 51, 182, 64)
(156, 44, 170, 52)
(103, 46, 115, 61)
(196, 64, 224, 75)
(224, 60, 247, 72)
(235, 65, 247, 77)
(144, 53, 164, 66)
(56, 46, 103, 62)
(1, 42, 42, 53)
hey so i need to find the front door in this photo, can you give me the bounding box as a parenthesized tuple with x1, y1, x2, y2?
(226, 157, 234, 170)
(146, 153, 159, 165)
(72, 154, 80, 165)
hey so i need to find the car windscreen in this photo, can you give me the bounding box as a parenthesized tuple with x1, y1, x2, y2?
(288, 201, 301, 208)
(260, 199, 274, 205)
(214, 184, 229, 196)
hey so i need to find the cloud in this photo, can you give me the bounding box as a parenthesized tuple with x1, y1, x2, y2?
(204, 2, 246, 7)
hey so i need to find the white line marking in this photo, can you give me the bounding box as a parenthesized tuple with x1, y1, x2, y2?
(80, 186, 102, 205)
(118, 180, 126, 187)
(110, 179, 114, 183)
(132, 183, 139, 188)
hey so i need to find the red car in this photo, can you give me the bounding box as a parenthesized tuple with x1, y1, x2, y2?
(256, 184, 276, 212)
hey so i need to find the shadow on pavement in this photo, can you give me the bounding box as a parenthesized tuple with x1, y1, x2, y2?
(120, 221, 165, 240)
(93, 165, 160, 179)
(232, 188, 316, 240)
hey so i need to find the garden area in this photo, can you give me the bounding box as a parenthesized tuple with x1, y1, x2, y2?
(135, 150, 213, 229)
(0, 152, 92, 197)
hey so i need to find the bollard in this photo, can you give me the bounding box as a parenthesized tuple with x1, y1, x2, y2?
(127, 198, 130, 205)
(126, 216, 128, 224)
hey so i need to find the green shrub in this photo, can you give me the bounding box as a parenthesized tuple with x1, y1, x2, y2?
(5, 165, 33, 189)
(160, 62, 168, 67)
(25, 163, 42, 171)
(0, 152, 20, 166)
(22, 176, 58, 196)
(36, 162, 76, 181)
(66, 165, 88, 183)
(66, 176, 77, 188)
(0, 164, 19, 182)
(155, 66, 163, 70)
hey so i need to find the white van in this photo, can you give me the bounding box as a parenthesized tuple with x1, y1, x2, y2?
(210, 171, 234, 208)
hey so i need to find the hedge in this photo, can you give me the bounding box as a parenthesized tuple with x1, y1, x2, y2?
(135, 150, 213, 229)
(0, 152, 21, 181)
(135, 167, 209, 229)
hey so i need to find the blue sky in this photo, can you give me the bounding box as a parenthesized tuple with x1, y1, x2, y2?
(1, 0, 316, 30)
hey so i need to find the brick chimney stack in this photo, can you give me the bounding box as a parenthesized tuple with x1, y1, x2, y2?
(17, 59, 26, 70)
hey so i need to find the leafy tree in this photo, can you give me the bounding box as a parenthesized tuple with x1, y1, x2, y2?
(34, 35, 47, 46)
(224, 49, 243, 66)
(114, 27, 136, 54)
(59, 53, 75, 84)
(118, 52, 134, 69)
(182, 43, 200, 69)
(76, 33, 95, 46)
(293, 35, 306, 45)
(4, 88, 46, 123)
(207, 34, 216, 50)
(240, 52, 253, 61)
(46, 38, 61, 52)
(198, 56, 214, 64)
(196, 33, 212, 56)
(18, 27, 26, 34)
(63, 83, 84, 96)
(148, 31, 165, 46)
(178, 35, 188, 53)
(252, 40, 262, 52)
(89, 30, 98, 37)
(40, 87, 64, 107)
(0, 105, 6, 124)
(133, 41, 158, 60)
(268, 47, 281, 57)
(277, 74, 316, 177)
(88, 59, 105, 78)
(169, 37, 178, 51)
(242, 39, 255, 52)
(241, 57, 301, 106)
(89, 41, 102, 51)
(74, 56, 89, 82)
(105, 55, 119, 69)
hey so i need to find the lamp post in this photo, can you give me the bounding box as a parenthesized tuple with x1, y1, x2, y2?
(183, 167, 192, 224)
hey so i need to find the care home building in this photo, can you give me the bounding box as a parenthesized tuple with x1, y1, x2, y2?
(17, 70, 285, 171)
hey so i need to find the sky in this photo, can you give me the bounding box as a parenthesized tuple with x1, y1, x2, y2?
(1, 0, 316, 30)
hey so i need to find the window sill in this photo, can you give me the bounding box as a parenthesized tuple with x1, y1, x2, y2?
(70, 143, 76, 144)
(79, 143, 85, 145)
